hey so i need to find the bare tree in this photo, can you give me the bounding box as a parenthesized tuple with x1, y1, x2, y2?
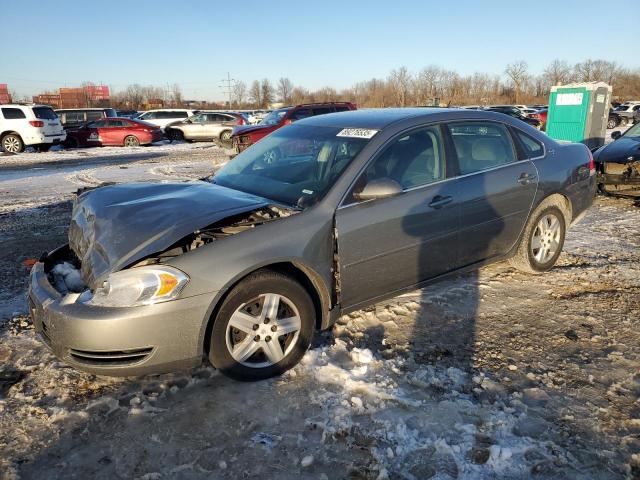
(171, 84, 183, 107)
(261, 79, 274, 108)
(543, 59, 572, 87)
(388, 66, 411, 107)
(505, 60, 529, 103)
(277, 77, 293, 104)
(249, 80, 262, 107)
(232, 80, 247, 107)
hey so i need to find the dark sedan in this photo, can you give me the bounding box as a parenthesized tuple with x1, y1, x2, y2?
(594, 123, 640, 196)
(485, 106, 542, 129)
(29, 109, 595, 380)
(64, 118, 163, 148)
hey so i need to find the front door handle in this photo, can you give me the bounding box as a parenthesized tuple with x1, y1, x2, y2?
(517, 172, 537, 185)
(428, 195, 453, 209)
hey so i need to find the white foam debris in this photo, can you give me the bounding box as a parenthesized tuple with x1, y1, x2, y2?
(50, 261, 86, 293)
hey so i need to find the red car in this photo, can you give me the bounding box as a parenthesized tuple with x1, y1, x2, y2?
(231, 102, 357, 152)
(529, 108, 548, 127)
(64, 118, 163, 148)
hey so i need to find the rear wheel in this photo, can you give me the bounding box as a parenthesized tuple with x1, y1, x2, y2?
(123, 135, 140, 147)
(620, 117, 628, 127)
(209, 270, 315, 381)
(220, 130, 232, 142)
(64, 137, 80, 149)
(168, 129, 183, 142)
(1, 134, 24, 153)
(607, 118, 617, 129)
(509, 205, 566, 274)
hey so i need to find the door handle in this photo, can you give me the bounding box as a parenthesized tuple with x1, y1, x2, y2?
(428, 195, 453, 209)
(517, 172, 537, 185)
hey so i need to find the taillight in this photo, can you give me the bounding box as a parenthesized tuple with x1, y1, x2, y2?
(587, 148, 596, 175)
(29, 120, 44, 127)
(238, 118, 245, 125)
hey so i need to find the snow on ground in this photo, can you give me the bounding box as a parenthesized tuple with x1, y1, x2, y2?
(1, 142, 639, 479)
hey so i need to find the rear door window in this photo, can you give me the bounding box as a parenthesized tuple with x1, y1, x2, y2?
(1, 108, 26, 119)
(448, 122, 517, 175)
(312, 107, 332, 116)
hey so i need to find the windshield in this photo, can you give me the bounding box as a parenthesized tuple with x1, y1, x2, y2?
(624, 123, 640, 138)
(259, 109, 289, 126)
(214, 125, 371, 206)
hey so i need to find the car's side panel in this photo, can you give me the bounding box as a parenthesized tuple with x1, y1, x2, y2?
(335, 181, 459, 309)
(455, 160, 538, 266)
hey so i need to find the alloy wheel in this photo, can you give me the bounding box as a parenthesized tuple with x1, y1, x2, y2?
(2, 135, 21, 153)
(225, 293, 301, 368)
(531, 213, 561, 263)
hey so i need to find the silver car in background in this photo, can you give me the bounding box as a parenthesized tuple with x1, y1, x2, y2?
(28, 109, 596, 380)
(165, 111, 245, 142)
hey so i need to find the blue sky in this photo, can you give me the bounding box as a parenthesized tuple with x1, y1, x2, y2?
(1, 0, 638, 101)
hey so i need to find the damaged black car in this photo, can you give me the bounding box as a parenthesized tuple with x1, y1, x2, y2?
(594, 123, 640, 196)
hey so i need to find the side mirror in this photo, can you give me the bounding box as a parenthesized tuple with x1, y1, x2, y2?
(611, 131, 622, 140)
(283, 119, 293, 125)
(353, 178, 402, 201)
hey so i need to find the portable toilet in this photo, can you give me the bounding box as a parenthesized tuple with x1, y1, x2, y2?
(546, 82, 612, 150)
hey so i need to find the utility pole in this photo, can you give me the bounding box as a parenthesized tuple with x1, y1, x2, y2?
(219, 72, 236, 109)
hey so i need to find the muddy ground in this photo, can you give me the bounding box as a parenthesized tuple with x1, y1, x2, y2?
(0, 143, 639, 480)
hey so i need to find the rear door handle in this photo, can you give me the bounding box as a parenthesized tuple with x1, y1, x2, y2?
(428, 195, 453, 209)
(517, 172, 537, 185)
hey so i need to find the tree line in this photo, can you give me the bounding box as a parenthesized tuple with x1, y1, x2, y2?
(107, 58, 640, 110)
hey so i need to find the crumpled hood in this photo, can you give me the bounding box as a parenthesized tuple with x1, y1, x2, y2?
(69, 182, 270, 289)
(595, 137, 640, 163)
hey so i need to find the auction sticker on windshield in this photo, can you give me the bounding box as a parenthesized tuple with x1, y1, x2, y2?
(336, 128, 378, 139)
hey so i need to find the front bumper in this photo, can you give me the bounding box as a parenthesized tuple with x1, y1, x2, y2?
(28, 262, 214, 376)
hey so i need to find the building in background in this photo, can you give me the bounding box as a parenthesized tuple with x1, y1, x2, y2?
(32, 84, 110, 108)
(0, 84, 12, 104)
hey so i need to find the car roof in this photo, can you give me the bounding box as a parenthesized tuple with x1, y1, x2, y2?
(55, 108, 112, 111)
(297, 107, 512, 130)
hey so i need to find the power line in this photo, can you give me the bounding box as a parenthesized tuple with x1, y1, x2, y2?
(218, 72, 236, 108)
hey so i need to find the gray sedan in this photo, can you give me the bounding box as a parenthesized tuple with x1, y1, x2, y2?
(28, 109, 596, 380)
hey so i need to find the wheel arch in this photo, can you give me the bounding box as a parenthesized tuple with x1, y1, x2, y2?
(534, 192, 573, 225)
(201, 261, 331, 356)
(1, 130, 22, 140)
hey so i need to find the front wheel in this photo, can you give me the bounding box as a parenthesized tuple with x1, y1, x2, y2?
(620, 118, 628, 127)
(220, 130, 232, 142)
(123, 135, 140, 147)
(607, 118, 617, 129)
(509, 205, 566, 274)
(1, 134, 24, 153)
(209, 270, 315, 380)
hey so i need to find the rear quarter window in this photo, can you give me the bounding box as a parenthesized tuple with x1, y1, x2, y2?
(33, 107, 57, 120)
(514, 130, 544, 158)
(86, 111, 104, 121)
(1, 108, 26, 120)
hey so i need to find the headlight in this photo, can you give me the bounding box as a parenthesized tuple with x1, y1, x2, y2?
(86, 266, 189, 307)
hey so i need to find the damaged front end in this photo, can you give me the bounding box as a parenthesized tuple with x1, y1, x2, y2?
(68, 182, 296, 291)
(597, 160, 640, 196)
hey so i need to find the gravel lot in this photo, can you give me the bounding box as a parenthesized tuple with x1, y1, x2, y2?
(0, 142, 639, 480)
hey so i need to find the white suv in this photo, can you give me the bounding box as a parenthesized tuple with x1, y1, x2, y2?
(0, 104, 66, 153)
(136, 109, 196, 131)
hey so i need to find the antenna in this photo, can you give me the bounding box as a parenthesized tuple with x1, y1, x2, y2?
(219, 72, 236, 108)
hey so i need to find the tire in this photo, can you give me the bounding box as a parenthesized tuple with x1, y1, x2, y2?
(64, 137, 80, 149)
(509, 205, 566, 274)
(220, 130, 232, 142)
(1, 133, 24, 154)
(167, 129, 183, 142)
(607, 118, 617, 129)
(123, 135, 140, 147)
(209, 270, 315, 381)
(36, 144, 51, 152)
(620, 118, 628, 127)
